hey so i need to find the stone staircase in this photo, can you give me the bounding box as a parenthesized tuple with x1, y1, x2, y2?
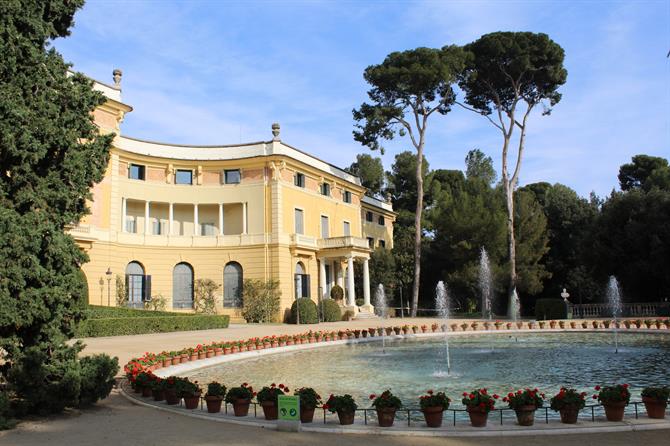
(354, 308, 379, 320)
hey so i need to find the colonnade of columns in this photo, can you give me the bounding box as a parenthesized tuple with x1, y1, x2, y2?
(121, 198, 248, 235)
(318, 256, 370, 309)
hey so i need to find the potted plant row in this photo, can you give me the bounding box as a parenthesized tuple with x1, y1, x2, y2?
(503, 388, 544, 426)
(462, 388, 496, 427)
(641, 386, 669, 419)
(370, 390, 402, 427)
(295, 387, 322, 423)
(225, 383, 256, 417)
(594, 384, 630, 421)
(549, 387, 586, 423)
(256, 383, 288, 420)
(324, 394, 357, 425)
(419, 390, 450, 428)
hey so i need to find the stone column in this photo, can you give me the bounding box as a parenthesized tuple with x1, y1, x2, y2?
(319, 258, 327, 300)
(347, 256, 356, 307)
(168, 202, 173, 236)
(218, 203, 224, 236)
(193, 203, 199, 236)
(121, 198, 127, 233)
(144, 201, 150, 235)
(336, 260, 344, 289)
(363, 258, 371, 306)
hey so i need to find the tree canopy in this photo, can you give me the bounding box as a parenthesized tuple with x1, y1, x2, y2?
(618, 154, 670, 192)
(347, 153, 385, 197)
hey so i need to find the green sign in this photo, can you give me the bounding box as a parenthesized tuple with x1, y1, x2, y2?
(278, 395, 300, 421)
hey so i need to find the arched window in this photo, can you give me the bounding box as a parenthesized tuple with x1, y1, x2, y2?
(173, 262, 194, 309)
(125, 261, 149, 308)
(223, 262, 243, 308)
(294, 261, 310, 298)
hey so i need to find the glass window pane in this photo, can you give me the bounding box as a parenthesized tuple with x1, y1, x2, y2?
(129, 164, 145, 180)
(225, 169, 241, 184)
(175, 170, 192, 184)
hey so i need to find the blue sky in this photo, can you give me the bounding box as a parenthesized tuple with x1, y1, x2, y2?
(55, 0, 669, 198)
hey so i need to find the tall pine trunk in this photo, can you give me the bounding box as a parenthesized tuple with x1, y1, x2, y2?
(504, 179, 517, 315)
(411, 139, 425, 317)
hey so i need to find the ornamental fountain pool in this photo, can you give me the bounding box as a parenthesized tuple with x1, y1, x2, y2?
(186, 332, 670, 409)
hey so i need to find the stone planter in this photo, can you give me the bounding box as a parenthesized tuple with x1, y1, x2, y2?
(514, 404, 537, 426)
(642, 397, 667, 419)
(603, 401, 627, 421)
(205, 395, 223, 413)
(422, 406, 444, 428)
(558, 405, 579, 424)
(336, 409, 355, 425)
(466, 407, 488, 427)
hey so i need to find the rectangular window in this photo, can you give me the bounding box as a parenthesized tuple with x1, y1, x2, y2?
(379, 239, 386, 248)
(201, 222, 216, 236)
(294, 209, 304, 234)
(343, 190, 352, 203)
(321, 183, 330, 196)
(343, 221, 351, 236)
(129, 164, 145, 180)
(367, 237, 374, 248)
(378, 215, 385, 226)
(125, 216, 137, 233)
(224, 169, 241, 184)
(175, 169, 193, 185)
(321, 215, 329, 238)
(365, 211, 373, 222)
(294, 172, 305, 188)
(152, 218, 162, 235)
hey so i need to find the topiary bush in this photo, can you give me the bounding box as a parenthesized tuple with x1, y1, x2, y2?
(78, 354, 119, 406)
(320, 299, 342, 322)
(330, 284, 344, 301)
(289, 298, 318, 324)
(535, 299, 567, 320)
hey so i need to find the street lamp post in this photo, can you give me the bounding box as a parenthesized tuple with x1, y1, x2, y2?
(106, 267, 113, 307)
(294, 275, 300, 325)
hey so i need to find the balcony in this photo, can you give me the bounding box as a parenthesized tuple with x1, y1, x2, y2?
(317, 236, 370, 250)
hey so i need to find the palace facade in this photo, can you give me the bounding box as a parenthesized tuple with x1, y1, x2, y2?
(72, 72, 395, 321)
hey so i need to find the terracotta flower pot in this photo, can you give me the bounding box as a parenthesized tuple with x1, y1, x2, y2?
(171, 357, 180, 365)
(336, 409, 355, 425)
(466, 406, 489, 427)
(376, 407, 396, 427)
(231, 346, 239, 353)
(141, 386, 153, 397)
(152, 388, 165, 402)
(224, 347, 231, 355)
(642, 397, 667, 419)
(162, 358, 171, 367)
(164, 388, 180, 405)
(133, 385, 142, 394)
(559, 405, 579, 424)
(198, 352, 206, 359)
(603, 401, 627, 421)
(189, 354, 198, 361)
(205, 395, 223, 413)
(300, 406, 316, 423)
(271, 342, 279, 348)
(214, 348, 223, 356)
(232, 398, 251, 417)
(183, 393, 201, 410)
(515, 405, 537, 426)
(261, 401, 278, 420)
(180, 354, 188, 363)
(422, 406, 444, 428)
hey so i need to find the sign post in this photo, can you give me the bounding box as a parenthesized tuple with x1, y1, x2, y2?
(277, 395, 300, 432)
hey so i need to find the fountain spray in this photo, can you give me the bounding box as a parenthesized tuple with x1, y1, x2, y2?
(374, 284, 387, 354)
(607, 276, 623, 354)
(435, 281, 451, 375)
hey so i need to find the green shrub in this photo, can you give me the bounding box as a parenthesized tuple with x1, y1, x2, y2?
(78, 354, 119, 406)
(289, 298, 318, 324)
(320, 299, 342, 322)
(535, 299, 567, 320)
(194, 278, 219, 314)
(85, 305, 191, 319)
(75, 315, 230, 337)
(342, 309, 356, 321)
(242, 279, 281, 323)
(0, 389, 14, 430)
(330, 284, 344, 301)
(144, 294, 167, 311)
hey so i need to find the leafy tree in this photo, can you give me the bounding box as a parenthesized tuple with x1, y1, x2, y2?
(347, 153, 385, 197)
(457, 32, 567, 315)
(194, 278, 219, 314)
(465, 149, 497, 184)
(618, 154, 670, 192)
(513, 190, 551, 298)
(242, 279, 281, 323)
(353, 46, 466, 316)
(0, 0, 117, 415)
(369, 247, 397, 293)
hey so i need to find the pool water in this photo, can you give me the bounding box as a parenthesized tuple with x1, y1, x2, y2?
(187, 332, 670, 408)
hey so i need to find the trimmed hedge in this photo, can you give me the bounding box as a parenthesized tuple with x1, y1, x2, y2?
(75, 315, 230, 337)
(535, 299, 568, 320)
(85, 305, 192, 319)
(320, 299, 342, 322)
(289, 298, 318, 324)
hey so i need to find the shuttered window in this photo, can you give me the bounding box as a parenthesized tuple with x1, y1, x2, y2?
(172, 263, 194, 309)
(223, 262, 243, 307)
(294, 209, 304, 234)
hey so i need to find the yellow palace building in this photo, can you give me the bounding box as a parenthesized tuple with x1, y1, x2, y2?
(72, 71, 395, 321)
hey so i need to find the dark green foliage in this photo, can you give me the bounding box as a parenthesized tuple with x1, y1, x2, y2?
(242, 279, 281, 323)
(369, 247, 396, 293)
(320, 299, 342, 322)
(535, 299, 567, 320)
(0, 0, 116, 418)
(465, 149, 497, 184)
(347, 153, 385, 197)
(75, 315, 230, 337)
(0, 389, 14, 430)
(78, 354, 119, 406)
(289, 298, 318, 324)
(618, 155, 670, 192)
(330, 284, 344, 300)
(514, 190, 551, 296)
(85, 305, 192, 319)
